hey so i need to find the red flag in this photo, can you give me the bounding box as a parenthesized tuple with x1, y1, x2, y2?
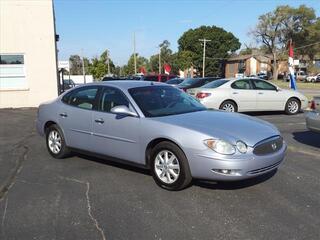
(289, 41, 294, 58)
(164, 64, 171, 74)
(139, 66, 146, 75)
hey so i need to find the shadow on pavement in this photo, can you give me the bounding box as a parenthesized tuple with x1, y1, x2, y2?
(292, 130, 320, 148)
(194, 169, 277, 190)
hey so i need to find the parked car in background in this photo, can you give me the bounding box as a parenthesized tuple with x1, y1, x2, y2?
(178, 77, 220, 91)
(63, 79, 75, 90)
(166, 78, 184, 86)
(306, 96, 320, 133)
(188, 78, 308, 115)
(143, 74, 176, 82)
(306, 73, 320, 83)
(37, 81, 286, 190)
(257, 73, 269, 80)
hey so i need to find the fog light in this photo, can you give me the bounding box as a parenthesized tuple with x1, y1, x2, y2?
(212, 169, 241, 176)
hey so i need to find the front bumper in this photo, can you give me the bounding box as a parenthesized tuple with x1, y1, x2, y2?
(186, 143, 287, 181)
(306, 111, 320, 133)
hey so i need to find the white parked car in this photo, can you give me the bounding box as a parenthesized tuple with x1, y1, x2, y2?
(306, 74, 320, 83)
(187, 78, 308, 115)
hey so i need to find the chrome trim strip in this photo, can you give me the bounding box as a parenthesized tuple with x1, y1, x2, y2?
(92, 132, 136, 143)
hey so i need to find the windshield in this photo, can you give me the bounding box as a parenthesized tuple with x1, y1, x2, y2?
(178, 78, 201, 87)
(129, 86, 206, 117)
(201, 79, 228, 88)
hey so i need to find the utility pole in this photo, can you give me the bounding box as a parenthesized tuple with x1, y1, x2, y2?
(158, 45, 162, 75)
(106, 50, 110, 75)
(133, 32, 137, 75)
(81, 48, 86, 84)
(199, 39, 211, 78)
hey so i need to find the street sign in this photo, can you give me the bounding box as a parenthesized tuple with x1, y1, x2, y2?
(58, 61, 70, 71)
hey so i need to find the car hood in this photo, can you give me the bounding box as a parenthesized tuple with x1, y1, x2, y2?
(152, 110, 280, 147)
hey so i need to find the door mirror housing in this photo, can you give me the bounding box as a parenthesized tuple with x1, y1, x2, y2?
(276, 87, 281, 92)
(110, 105, 138, 117)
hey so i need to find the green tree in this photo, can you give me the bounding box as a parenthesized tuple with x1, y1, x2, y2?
(178, 25, 241, 77)
(251, 5, 318, 79)
(149, 40, 174, 73)
(123, 53, 149, 75)
(69, 55, 83, 75)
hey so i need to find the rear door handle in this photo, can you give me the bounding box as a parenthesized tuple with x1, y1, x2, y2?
(95, 118, 104, 124)
(232, 92, 238, 95)
(258, 92, 264, 95)
(59, 113, 68, 118)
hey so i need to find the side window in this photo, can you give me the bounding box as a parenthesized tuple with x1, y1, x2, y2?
(99, 87, 129, 113)
(252, 80, 276, 91)
(231, 80, 251, 90)
(65, 87, 98, 110)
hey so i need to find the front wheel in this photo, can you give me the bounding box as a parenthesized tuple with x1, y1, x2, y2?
(151, 142, 192, 191)
(285, 98, 301, 115)
(46, 124, 70, 158)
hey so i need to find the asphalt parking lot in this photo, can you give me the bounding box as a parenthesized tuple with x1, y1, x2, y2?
(0, 108, 319, 240)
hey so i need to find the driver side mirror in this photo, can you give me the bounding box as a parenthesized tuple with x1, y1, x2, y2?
(276, 87, 281, 92)
(110, 105, 138, 117)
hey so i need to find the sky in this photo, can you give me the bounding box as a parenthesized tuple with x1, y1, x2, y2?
(54, 0, 320, 65)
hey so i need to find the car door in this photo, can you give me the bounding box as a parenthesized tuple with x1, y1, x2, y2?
(230, 79, 257, 111)
(92, 86, 142, 164)
(251, 79, 284, 110)
(58, 86, 100, 151)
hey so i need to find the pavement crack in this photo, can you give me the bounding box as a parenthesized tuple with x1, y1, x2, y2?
(1, 196, 8, 232)
(60, 177, 106, 240)
(0, 145, 29, 200)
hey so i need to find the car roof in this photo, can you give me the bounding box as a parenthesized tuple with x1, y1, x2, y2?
(85, 80, 166, 91)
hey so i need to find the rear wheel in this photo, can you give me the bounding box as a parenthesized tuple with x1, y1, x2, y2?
(46, 124, 70, 158)
(219, 100, 238, 112)
(285, 98, 300, 115)
(150, 141, 192, 190)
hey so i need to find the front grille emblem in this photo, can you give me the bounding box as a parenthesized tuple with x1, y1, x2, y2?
(271, 143, 277, 150)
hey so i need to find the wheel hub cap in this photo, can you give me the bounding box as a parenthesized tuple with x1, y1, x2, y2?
(48, 130, 62, 154)
(154, 150, 180, 184)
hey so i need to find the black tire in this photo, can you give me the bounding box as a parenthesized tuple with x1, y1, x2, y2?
(285, 98, 301, 115)
(219, 100, 238, 112)
(150, 141, 192, 191)
(45, 124, 70, 158)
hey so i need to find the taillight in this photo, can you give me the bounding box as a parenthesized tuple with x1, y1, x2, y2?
(196, 92, 211, 99)
(310, 100, 315, 110)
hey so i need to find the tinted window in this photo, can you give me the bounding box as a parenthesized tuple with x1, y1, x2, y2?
(201, 79, 228, 88)
(179, 78, 201, 87)
(231, 80, 251, 89)
(129, 86, 206, 117)
(144, 76, 158, 82)
(252, 80, 276, 90)
(0, 55, 24, 64)
(99, 87, 129, 112)
(63, 87, 98, 110)
(166, 78, 183, 84)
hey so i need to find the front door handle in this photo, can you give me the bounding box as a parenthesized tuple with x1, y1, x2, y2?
(95, 118, 104, 124)
(232, 92, 238, 95)
(258, 92, 264, 95)
(59, 113, 68, 118)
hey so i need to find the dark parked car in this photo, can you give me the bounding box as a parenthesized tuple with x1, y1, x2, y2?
(63, 79, 75, 90)
(143, 74, 177, 82)
(257, 73, 269, 80)
(178, 77, 220, 91)
(166, 78, 184, 86)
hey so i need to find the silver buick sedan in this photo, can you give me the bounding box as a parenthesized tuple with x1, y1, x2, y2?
(37, 81, 286, 190)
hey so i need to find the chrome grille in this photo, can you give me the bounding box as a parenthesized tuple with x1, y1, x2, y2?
(253, 136, 283, 156)
(247, 161, 282, 175)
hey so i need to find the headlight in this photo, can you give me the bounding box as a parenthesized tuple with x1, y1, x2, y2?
(236, 141, 247, 153)
(204, 139, 236, 155)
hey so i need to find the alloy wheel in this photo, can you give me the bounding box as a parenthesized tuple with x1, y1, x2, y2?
(154, 150, 180, 184)
(48, 130, 62, 154)
(288, 100, 299, 114)
(222, 103, 235, 112)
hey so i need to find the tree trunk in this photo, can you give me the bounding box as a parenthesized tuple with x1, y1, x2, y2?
(272, 51, 278, 80)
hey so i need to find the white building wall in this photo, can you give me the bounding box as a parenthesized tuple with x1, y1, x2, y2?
(0, 0, 58, 108)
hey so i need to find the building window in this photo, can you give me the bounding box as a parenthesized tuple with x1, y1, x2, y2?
(0, 54, 27, 90)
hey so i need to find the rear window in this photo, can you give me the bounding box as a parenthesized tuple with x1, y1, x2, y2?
(179, 78, 201, 87)
(201, 79, 228, 88)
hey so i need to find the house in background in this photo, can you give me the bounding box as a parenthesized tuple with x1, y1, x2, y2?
(0, 0, 58, 108)
(225, 54, 271, 78)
